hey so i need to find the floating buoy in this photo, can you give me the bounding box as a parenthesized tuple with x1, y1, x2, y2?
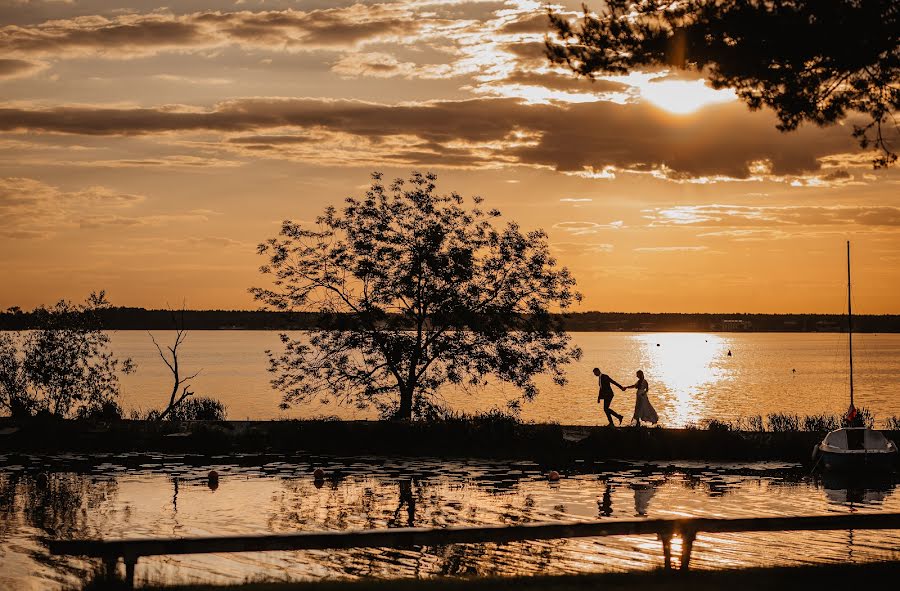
(313, 468, 326, 480)
(548, 470, 561, 482)
(207, 470, 219, 491)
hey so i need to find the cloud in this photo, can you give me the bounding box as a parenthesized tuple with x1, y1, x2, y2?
(331, 52, 453, 79)
(551, 241, 614, 254)
(646, 204, 900, 228)
(553, 220, 624, 235)
(0, 96, 867, 179)
(634, 246, 709, 252)
(0, 5, 441, 60)
(0, 176, 144, 238)
(0, 58, 46, 79)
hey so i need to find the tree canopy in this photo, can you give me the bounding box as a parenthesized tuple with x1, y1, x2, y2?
(547, 0, 899, 167)
(252, 172, 582, 420)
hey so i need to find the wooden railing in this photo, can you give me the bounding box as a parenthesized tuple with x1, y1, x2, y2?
(48, 513, 900, 588)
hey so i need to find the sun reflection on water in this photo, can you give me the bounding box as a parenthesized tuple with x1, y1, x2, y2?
(635, 333, 731, 426)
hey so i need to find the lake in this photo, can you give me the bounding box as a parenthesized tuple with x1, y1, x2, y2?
(100, 331, 900, 426)
(2, 454, 898, 589)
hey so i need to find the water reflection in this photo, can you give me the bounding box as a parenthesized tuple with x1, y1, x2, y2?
(0, 455, 898, 589)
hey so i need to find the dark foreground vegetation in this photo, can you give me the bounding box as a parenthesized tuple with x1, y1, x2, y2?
(3, 415, 898, 464)
(87, 561, 900, 591)
(4, 308, 900, 332)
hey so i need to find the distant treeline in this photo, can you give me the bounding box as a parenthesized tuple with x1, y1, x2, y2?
(1, 308, 899, 332)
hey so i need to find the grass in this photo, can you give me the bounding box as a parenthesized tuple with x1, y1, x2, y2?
(699, 408, 890, 433)
(83, 561, 900, 591)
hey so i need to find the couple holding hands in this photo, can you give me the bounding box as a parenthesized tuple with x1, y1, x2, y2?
(593, 368, 659, 427)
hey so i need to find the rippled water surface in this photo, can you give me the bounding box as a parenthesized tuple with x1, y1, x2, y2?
(2, 455, 899, 589)
(99, 331, 900, 425)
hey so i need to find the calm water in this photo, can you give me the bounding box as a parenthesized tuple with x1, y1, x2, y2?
(101, 331, 900, 426)
(1, 455, 899, 589)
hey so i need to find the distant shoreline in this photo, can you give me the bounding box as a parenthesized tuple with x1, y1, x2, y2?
(2, 309, 900, 332)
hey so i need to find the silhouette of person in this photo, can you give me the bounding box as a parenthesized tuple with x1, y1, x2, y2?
(594, 367, 624, 426)
(598, 482, 613, 517)
(623, 370, 659, 427)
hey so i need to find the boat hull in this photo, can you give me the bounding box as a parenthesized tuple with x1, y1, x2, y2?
(819, 449, 897, 472)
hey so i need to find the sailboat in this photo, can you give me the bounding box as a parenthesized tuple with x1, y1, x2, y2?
(813, 242, 898, 471)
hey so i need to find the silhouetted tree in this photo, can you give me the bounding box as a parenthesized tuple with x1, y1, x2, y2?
(252, 172, 582, 420)
(547, 0, 899, 167)
(149, 308, 201, 421)
(0, 292, 134, 418)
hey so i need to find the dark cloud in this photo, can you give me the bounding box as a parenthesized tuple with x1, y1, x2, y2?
(0, 6, 432, 59)
(501, 70, 627, 93)
(0, 97, 863, 178)
(0, 58, 45, 79)
(498, 12, 552, 34)
(502, 41, 547, 60)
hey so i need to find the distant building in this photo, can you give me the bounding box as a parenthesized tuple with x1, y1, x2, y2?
(721, 319, 752, 331)
(815, 320, 842, 332)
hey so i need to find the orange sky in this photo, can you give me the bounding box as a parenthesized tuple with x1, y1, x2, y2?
(1, 1, 899, 313)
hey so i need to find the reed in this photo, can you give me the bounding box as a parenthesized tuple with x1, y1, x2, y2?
(766, 413, 800, 432)
(802, 414, 839, 432)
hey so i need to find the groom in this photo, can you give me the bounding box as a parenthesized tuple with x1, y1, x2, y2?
(593, 367, 624, 426)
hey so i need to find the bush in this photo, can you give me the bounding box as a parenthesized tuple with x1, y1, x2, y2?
(767, 413, 800, 432)
(802, 413, 839, 432)
(75, 400, 123, 421)
(746, 415, 765, 432)
(436, 408, 520, 426)
(703, 419, 733, 432)
(167, 396, 227, 421)
(884, 416, 900, 430)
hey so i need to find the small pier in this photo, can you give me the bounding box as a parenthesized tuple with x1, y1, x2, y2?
(48, 512, 900, 588)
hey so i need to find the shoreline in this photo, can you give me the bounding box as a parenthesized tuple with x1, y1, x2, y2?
(3, 418, 899, 464)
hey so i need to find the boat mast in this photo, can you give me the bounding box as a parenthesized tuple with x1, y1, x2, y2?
(847, 240, 854, 409)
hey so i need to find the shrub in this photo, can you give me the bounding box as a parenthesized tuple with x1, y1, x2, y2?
(802, 413, 839, 432)
(746, 415, 765, 432)
(703, 419, 733, 432)
(167, 397, 227, 421)
(437, 408, 520, 426)
(75, 400, 123, 421)
(767, 413, 800, 432)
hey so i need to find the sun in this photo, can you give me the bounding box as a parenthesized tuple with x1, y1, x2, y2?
(610, 73, 738, 114)
(640, 79, 737, 114)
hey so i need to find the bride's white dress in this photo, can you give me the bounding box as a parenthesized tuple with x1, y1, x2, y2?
(632, 381, 658, 425)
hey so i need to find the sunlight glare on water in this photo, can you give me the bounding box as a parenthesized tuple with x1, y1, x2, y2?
(635, 333, 731, 426)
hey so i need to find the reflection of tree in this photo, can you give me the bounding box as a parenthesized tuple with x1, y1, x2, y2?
(547, 1, 900, 167)
(0, 471, 119, 581)
(266, 472, 579, 579)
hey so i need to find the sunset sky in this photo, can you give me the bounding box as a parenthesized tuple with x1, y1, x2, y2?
(2, 0, 899, 314)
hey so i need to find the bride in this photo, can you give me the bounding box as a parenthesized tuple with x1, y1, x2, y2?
(623, 370, 658, 427)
